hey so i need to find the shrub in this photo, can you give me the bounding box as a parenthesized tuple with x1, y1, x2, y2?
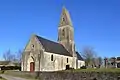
(1, 66, 21, 70)
(80, 66, 87, 69)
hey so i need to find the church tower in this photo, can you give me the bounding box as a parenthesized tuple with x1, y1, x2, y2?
(58, 7, 77, 69)
(58, 7, 76, 57)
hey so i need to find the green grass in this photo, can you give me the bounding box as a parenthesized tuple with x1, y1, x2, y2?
(0, 78, 7, 80)
(3, 70, 38, 80)
(0, 71, 2, 74)
(0, 70, 5, 74)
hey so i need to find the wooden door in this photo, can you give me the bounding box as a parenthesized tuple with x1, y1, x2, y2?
(30, 62, 35, 72)
(66, 65, 70, 70)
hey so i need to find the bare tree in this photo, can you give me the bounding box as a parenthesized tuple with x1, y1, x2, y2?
(10, 54, 17, 61)
(98, 57, 103, 67)
(16, 50, 22, 62)
(3, 50, 16, 61)
(3, 49, 23, 62)
(92, 57, 103, 68)
(82, 46, 97, 68)
(3, 50, 12, 61)
(104, 57, 109, 68)
(91, 58, 97, 67)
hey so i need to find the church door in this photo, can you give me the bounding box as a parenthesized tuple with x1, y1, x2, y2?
(66, 65, 70, 70)
(30, 62, 35, 72)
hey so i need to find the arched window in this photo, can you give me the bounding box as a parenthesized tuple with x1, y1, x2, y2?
(51, 55, 53, 61)
(67, 58, 68, 63)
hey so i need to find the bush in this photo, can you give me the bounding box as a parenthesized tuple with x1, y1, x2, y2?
(1, 66, 21, 70)
(80, 66, 87, 69)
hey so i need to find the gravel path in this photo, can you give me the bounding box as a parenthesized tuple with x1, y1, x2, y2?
(0, 74, 30, 80)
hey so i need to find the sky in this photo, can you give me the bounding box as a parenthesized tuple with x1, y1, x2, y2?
(0, 0, 120, 60)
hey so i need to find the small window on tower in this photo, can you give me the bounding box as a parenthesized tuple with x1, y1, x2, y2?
(51, 55, 53, 61)
(62, 29, 65, 36)
(67, 58, 68, 63)
(62, 17, 65, 21)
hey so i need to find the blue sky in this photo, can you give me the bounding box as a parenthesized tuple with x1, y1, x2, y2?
(0, 0, 120, 60)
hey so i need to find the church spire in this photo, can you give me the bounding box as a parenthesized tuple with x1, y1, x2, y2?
(59, 7, 73, 27)
(58, 7, 74, 54)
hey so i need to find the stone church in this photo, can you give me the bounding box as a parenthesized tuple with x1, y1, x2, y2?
(21, 7, 85, 72)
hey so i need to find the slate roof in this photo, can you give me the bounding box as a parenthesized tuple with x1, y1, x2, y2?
(76, 52, 84, 60)
(35, 35, 84, 61)
(36, 35, 72, 57)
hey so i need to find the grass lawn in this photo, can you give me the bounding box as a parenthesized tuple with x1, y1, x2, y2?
(3, 70, 38, 80)
(0, 78, 7, 80)
(0, 70, 3, 74)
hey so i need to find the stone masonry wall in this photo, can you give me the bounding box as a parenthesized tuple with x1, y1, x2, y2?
(37, 72, 120, 80)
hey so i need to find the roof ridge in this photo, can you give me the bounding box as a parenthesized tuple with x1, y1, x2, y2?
(36, 35, 61, 44)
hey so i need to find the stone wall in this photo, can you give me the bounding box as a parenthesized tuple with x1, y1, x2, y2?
(4, 71, 120, 80)
(43, 52, 73, 71)
(37, 72, 120, 80)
